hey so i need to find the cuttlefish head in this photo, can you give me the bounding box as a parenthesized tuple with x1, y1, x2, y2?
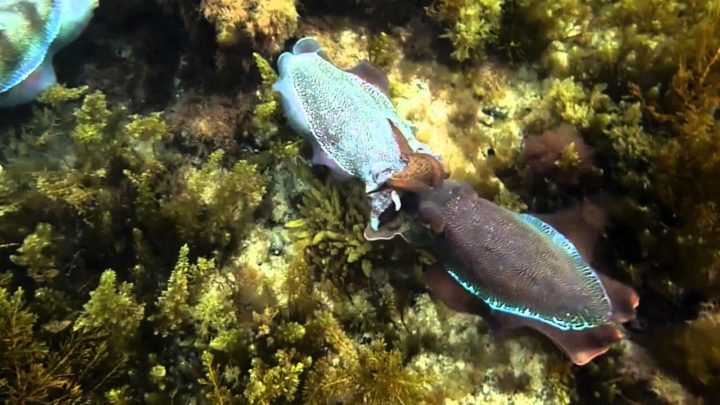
(363, 180, 470, 242)
(414, 180, 474, 234)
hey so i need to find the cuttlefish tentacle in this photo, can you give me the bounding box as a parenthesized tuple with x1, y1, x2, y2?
(386, 121, 449, 193)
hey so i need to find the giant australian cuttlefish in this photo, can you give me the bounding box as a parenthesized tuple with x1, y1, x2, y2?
(395, 181, 639, 365)
(274, 36, 638, 365)
(0, 0, 98, 108)
(272, 36, 445, 231)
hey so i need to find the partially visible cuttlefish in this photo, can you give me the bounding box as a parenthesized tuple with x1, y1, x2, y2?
(273, 37, 443, 231)
(0, 0, 99, 108)
(377, 181, 639, 365)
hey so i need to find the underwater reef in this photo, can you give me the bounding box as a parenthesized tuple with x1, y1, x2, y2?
(1, 0, 719, 403)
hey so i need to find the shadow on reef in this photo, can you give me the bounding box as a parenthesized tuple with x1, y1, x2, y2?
(300, 0, 432, 29)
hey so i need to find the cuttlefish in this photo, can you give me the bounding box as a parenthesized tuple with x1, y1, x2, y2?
(373, 181, 639, 365)
(273, 37, 445, 230)
(0, 0, 99, 108)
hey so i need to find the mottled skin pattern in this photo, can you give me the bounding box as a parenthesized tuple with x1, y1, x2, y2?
(0, 0, 98, 107)
(417, 181, 613, 331)
(273, 37, 438, 230)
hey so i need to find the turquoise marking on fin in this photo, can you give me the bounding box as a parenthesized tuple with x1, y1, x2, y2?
(516, 213, 601, 283)
(446, 266, 599, 331)
(0, 1, 63, 93)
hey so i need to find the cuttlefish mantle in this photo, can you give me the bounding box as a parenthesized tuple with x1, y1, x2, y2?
(272, 37, 439, 231)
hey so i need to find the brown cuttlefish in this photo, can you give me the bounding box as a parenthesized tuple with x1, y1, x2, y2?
(370, 180, 639, 365)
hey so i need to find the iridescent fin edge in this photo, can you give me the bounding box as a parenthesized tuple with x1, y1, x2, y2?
(423, 264, 622, 366)
(517, 213, 601, 283)
(446, 266, 600, 331)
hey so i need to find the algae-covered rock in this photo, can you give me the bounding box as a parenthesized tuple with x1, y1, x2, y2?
(426, 0, 504, 62)
(200, 0, 298, 52)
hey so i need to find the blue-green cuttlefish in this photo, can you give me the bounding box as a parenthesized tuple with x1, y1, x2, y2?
(0, 0, 98, 108)
(273, 37, 444, 231)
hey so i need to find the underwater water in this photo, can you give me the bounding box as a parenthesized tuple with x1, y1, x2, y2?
(1, 0, 719, 403)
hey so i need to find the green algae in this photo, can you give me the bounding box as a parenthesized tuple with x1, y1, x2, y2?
(427, 0, 504, 62)
(74, 270, 145, 349)
(285, 161, 381, 281)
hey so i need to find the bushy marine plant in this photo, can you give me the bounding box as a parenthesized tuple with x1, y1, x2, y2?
(655, 305, 720, 397)
(427, 0, 505, 61)
(511, 0, 714, 85)
(0, 275, 140, 403)
(285, 162, 384, 283)
(0, 86, 271, 401)
(303, 310, 434, 404)
(621, 5, 720, 295)
(200, 0, 298, 52)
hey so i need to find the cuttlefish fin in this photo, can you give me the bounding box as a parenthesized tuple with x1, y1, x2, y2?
(423, 264, 623, 366)
(292, 37, 329, 59)
(596, 272, 639, 323)
(346, 60, 390, 95)
(489, 310, 623, 366)
(293, 37, 321, 54)
(0, 58, 57, 108)
(423, 264, 489, 315)
(534, 202, 605, 267)
(517, 213, 590, 269)
(535, 206, 639, 324)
